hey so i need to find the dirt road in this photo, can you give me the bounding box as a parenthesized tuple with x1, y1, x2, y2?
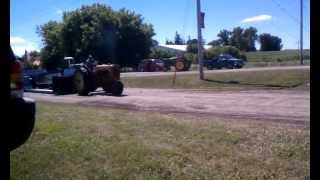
(26, 88, 309, 125)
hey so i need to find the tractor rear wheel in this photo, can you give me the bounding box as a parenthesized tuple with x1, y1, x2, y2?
(73, 70, 89, 96)
(183, 60, 191, 71)
(175, 61, 185, 71)
(110, 80, 124, 96)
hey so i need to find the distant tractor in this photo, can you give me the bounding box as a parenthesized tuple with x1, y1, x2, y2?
(53, 56, 124, 96)
(137, 59, 166, 72)
(162, 56, 192, 72)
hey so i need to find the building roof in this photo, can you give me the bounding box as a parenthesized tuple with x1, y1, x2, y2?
(157, 44, 212, 52)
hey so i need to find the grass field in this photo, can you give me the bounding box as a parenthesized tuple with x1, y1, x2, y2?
(245, 50, 310, 62)
(11, 102, 309, 179)
(243, 50, 310, 67)
(122, 68, 310, 90)
(188, 50, 310, 70)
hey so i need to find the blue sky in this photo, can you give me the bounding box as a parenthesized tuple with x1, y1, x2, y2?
(10, 0, 310, 56)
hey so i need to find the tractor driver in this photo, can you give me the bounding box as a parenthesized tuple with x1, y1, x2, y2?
(86, 54, 97, 71)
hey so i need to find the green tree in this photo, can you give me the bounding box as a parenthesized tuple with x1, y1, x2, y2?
(230, 27, 246, 50)
(60, 4, 118, 63)
(37, 21, 64, 70)
(38, 3, 155, 69)
(29, 50, 40, 58)
(165, 39, 174, 45)
(186, 38, 197, 44)
(215, 29, 231, 46)
(258, 33, 283, 51)
(21, 50, 40, 61)
(243, 27, 258, 51)
(209, 27, 258, 52)
(151, 39, 159, 47)
(184, 52, 198, 64)
(174, 31, 185, 45)
(186, 38, 198, 54)
(165, 32, 185, 45)
(185, 38, 210, 63)
(208, 40, 221, 46)
(116, 8, 155, 67)
(149, 48, 175, 59)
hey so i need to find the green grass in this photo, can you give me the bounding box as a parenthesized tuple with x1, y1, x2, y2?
(188, 50, 310, 69)
(11, 102, 310, 179)
(243, 49, 310, 67)
(245, 50, 310, 63)
(122, 68, 309, 90)
(244, 60, 310, 68)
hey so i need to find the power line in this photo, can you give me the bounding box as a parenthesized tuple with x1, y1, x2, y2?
(271, 0, 300, 24)
(268, 17, 299, 40)
(182, 0, 190, 40)
(270, 0, 310, 33)
(264, 17, 305, 50)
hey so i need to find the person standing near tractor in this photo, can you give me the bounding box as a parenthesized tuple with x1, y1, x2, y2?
(85, 54, 98, 72)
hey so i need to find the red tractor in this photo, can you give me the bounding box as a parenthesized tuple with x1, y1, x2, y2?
(72, 63, 124, 96)
(137, 59, 167, 72)
(52, 56, 124, 96)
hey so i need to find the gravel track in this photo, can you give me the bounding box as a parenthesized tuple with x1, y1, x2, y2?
(26, 88, 309, 125)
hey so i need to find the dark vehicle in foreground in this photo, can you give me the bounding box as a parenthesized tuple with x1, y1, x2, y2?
(10, 47, 36, 151)
(203, 54, 245, 70)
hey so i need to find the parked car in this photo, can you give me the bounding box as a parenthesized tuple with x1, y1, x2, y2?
(138, 59, 166, 72)
(9, 46, 36, 151)
(203, 54, 245, 70)
(203, 58, 224, 70)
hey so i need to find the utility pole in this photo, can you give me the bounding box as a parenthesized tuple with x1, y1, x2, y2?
(196, 0, 204, 80)
(300, 0, 303, 65)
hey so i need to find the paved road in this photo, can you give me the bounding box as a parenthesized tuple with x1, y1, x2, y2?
(121, 65, 310, 78)
(26, 88, 310, 125)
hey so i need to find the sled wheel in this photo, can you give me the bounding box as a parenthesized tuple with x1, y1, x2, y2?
(110, 81, 124, 96)
(73, 70, 89, 96)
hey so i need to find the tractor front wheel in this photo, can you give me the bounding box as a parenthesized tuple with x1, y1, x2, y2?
(111, 81, 124, 96)
(175, 61, 185, 71)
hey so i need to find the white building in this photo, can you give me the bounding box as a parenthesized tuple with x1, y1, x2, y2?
(156, 44, 211, 53)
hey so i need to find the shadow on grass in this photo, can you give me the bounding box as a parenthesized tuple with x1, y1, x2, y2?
(203, 78, 303, 89)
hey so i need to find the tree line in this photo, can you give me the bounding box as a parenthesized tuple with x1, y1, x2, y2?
(165, 27, 283, 52)
(35, 3, 283, 70)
